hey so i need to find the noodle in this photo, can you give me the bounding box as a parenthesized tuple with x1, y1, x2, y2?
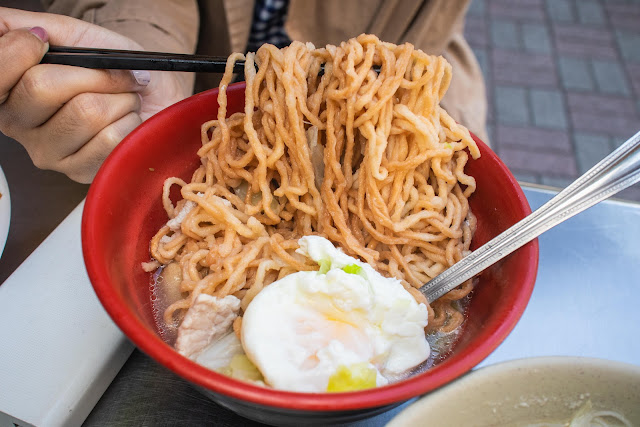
(149, 34, 480, 333)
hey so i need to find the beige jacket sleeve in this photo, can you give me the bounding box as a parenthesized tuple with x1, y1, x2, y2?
(41, 0, 200, 96)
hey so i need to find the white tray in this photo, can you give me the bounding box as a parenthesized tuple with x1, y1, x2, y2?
(0, 201, 133, 427)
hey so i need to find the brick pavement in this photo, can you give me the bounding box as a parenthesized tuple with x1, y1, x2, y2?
(464, 0, 640, 202)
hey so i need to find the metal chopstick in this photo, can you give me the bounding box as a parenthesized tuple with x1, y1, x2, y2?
(41, 46, 380, 75)
(42, 46, 242, 73)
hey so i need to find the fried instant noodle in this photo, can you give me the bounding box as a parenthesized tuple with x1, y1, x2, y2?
(149, 34, 480, 334)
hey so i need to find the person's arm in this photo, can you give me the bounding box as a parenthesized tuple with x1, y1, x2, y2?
(0, 6, 196, 183)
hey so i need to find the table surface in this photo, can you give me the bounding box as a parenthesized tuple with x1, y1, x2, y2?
(1, 139, 639, 426)
(82, 187, 640, 427)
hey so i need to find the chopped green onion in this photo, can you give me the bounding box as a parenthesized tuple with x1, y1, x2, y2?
(342, 264, 363, 275)
(318, 259, 331, 274)
(327, 363, 377, 392)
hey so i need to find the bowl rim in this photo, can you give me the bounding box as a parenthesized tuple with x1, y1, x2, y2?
(82, 84, 539, 412)
(387, 356, 640, 426)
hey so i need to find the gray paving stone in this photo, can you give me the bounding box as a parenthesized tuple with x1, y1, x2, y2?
(512, 171, 540, 184)
(557, 57, 595, 91)
(490, 19, 520, 50)
(522, 23, 551, 54)
(468, 0, 486, 16)
(487, 93, 494, 122)
(495, 86, 530, 125)
(574, 132, 613, 174)
(616, 31, 640, 64)
(553, 24, 613, 42)
(492, 49, 558, 86)
(555, 41, 617, 59)
(576, 0, 605, 25)
(486, 123, 495, 148)
(530, 89, 568, 129)
(570, 112, 638, 137)
(460, 0, 640, 196)
(592, 60, 632, 96)
(628, 64, 640, 96)
(566, 92, 636, 115)
(604, 2, 640, 31)
(465, 17, 488, 47)
(540, 175, 575, 188)
(496, 125, 572, 153)
(614, 185, 640, 203)
(611, 135, 630, 150)
(499, 147, 577, 176)
(566, 93, 639, 137)
(545, 0, 574, 22)
(489, 0, 545, 21)
(472, 47, 490, 82)
(553, 24, 616, 59)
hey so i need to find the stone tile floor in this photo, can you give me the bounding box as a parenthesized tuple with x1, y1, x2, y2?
(465, 0, 640, 202)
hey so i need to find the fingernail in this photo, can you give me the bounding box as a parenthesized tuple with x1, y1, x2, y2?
(131, 70, 151, 86)
(29, 27, 49, 43)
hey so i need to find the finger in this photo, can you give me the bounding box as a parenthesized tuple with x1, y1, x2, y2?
(0, 7, 142, 50)
(2, 64, 150, 129)
(25, 92, 141, 167)
(0, 27, 49, 104)
(59, 112, 143, 183)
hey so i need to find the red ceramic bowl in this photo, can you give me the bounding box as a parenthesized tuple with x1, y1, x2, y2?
(82, 83, 538, 425)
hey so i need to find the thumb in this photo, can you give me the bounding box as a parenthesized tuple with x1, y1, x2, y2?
(0, 7, 144, 51)
(0, 27, 49, 104)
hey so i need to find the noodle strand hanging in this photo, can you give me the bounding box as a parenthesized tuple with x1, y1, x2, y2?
(148, 34, 480, 334)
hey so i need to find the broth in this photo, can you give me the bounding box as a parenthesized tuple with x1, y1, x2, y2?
(149, 266, 471, 384)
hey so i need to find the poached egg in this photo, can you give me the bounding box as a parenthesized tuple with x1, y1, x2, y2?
(241, 236, 430, 392)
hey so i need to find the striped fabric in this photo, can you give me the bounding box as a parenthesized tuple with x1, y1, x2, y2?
(246, 0, 292, 52)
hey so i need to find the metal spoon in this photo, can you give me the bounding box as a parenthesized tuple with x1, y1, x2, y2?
(421, 130, 640, 302)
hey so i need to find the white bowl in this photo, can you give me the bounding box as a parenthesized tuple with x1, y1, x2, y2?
(0, 165, 10, 258)
(388, 357, 640, 427)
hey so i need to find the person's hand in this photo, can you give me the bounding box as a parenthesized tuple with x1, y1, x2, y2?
(0, 7, 191, 183)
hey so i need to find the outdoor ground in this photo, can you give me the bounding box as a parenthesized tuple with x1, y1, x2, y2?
(464, 0, 640, 201)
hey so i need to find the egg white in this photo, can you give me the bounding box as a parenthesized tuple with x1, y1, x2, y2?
(241, 236, 429, 392)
